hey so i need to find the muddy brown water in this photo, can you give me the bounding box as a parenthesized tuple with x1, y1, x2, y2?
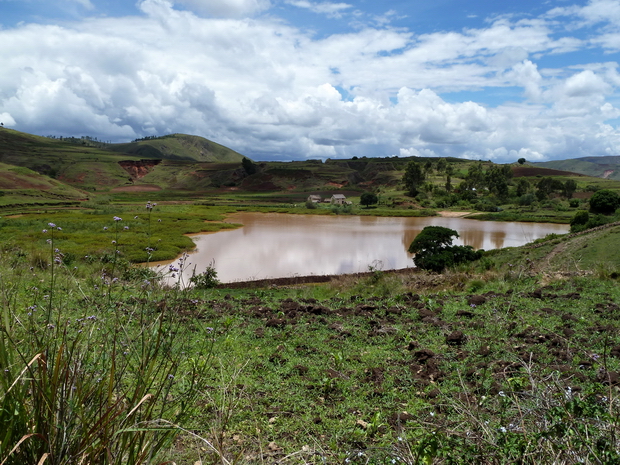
(152, 212, 569, 284)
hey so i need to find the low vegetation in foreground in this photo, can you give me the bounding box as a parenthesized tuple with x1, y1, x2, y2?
(2, 218, 620, 464)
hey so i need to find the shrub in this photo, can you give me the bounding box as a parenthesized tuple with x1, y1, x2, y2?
(518, 193, 536, 206)
(570, 210, 589, 228)
(189, 262, 220, 289)
(589, 189, 620, 214)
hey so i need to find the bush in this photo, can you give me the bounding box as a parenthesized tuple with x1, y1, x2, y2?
(570, 211, 590, 233)
(589, 189, 620, 214)
(408, 226, 483, 272)
(189, 263, 220, 289)
(518, 193, 536, 206)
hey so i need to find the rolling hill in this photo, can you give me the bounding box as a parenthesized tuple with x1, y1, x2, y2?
(534, 156, 620, 180)
(108, 134, 246, 163)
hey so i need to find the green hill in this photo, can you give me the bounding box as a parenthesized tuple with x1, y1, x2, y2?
(0, 162, 88, 207)
(108, 134, 246, 163)
(534, 156, 620, 180)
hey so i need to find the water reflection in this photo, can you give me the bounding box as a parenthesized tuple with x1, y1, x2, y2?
(153, 212, 569, 283)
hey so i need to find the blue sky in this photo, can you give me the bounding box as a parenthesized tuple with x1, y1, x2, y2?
(1, 0, 620, 162)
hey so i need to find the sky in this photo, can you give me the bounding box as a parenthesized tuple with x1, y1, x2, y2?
(2, 0, 620, 162)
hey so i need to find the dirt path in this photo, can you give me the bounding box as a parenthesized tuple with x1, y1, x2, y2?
(437, 211, 472, 218)
(531, 220, 620, 274)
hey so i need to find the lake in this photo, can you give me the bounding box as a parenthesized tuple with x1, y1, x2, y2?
(151, 212, 570, 284)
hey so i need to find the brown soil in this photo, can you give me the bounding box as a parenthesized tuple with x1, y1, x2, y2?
(217, 267, 418, 289)
(111, 185, 162, 192)
(118, 159, 161, 179)
(512, 167, 585, 177)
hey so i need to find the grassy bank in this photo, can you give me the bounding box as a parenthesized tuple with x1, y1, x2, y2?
(2, 222, 620, 463)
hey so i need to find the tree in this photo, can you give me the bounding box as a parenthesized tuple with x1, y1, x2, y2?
(402, 160, 425, 196)
(518, 157, 526, 165)
(563, 179, 578, 199)
(360, 192, 378, 208)
(516, 178, 530, 197)
(408, 226, 483, 272)
(589, 189, 620, 214)
(241, 157, 257, 175)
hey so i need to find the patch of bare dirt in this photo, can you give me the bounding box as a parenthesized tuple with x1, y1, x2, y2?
(111, 185, 162, 192)
(437, 211, 471, 218)
(512, 167, 585, 177)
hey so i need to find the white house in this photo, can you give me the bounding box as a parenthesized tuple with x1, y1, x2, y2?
(331, 194, 347, 205)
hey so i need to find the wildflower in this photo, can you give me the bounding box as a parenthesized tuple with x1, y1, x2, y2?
(158, 219, 162, 222)
(206, 327, 214, 332)
(470, 303, 476, 308)
(57, 227, 62, 231)
(112, 240, 117, 245)
(113, 216, 122, 222)
(46, 239, 52, 244)
(592, 353, 600, 361)
(42, 229, 48, 233)
(124, 226, 129, 230)
(169, 265, 180, 272)
(103, 226, 108, 231)
(499, 427, 507, 433)
(48, 223, 56, 228)
(168, 374, 174, 379)
(134, 215, 138, 219)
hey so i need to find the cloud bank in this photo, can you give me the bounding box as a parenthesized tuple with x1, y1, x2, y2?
(1, 0, 620, 161)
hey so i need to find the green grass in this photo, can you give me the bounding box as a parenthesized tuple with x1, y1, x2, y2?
(2, 213, 620, 463)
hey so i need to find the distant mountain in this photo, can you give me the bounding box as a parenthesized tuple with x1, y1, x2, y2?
(534, 156, 620, 180)
(108, 134, 246, 163)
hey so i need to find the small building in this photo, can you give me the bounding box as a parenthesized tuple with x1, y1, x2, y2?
(307, 194, 322, 203)
(331, 194, 347, 205)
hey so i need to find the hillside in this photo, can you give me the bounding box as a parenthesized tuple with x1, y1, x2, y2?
(0, 162, 88, 207)
(535, 155, 620, 180)
(108, 134, 246, 163)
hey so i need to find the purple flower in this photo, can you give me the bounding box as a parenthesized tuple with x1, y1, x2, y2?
(48, 223, 56, 228)
(113, 216, 122, 222)
(103, 226, 108, 231)
(57, 227, 62, 231)
(124, 226, 129, 230)
(112, 240, 117, 245)
(42, 229, 48, 233)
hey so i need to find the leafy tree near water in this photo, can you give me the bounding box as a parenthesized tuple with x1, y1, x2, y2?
(360, 192, 378, 208)
(408, 226, 483, 272)
(589, 189, 620, 214)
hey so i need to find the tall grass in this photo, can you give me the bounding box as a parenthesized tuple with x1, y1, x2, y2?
(0, 219, 217, 465)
